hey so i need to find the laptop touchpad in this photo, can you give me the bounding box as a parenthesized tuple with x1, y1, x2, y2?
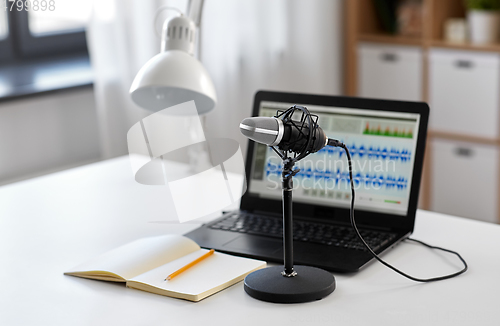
(223, 236, 282, 254)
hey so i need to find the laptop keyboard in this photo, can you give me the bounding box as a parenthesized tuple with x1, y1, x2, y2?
(209, 213, 397, 252)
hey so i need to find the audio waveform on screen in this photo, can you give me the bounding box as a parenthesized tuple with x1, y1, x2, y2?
(265, 164, 408, 190)
(271, 144, 412, 162)
(363, 122, 414, 139)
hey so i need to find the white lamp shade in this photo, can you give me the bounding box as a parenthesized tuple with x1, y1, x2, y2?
(130, 50, 217, 114)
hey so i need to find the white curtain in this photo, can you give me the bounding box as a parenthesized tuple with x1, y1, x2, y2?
(88, 0, 343, 160)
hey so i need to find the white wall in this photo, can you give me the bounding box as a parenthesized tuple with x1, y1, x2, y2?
(200, 0, 344, 158)
(0, 88, 101, 185)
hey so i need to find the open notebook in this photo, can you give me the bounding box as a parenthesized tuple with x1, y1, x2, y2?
(65, 235, 266, 302)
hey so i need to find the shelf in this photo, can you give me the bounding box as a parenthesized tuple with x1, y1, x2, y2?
(358, 33, 423, 46)
(357, 36, 500, 53)
(429, 40, 500, 52)
(428, 130, 500, 146)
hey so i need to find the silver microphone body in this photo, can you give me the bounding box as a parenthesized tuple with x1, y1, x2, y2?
(239, 116, 328, 153)
(239, 117, 284, 146)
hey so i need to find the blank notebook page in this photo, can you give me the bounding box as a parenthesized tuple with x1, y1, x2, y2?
(66, 235, 200, 280)
(128, 249, 266, 296)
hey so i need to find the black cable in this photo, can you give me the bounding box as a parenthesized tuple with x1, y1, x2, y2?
(335, 141, 468, 282)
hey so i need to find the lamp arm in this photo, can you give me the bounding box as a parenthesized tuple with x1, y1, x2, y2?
(187, 0, 205, 27)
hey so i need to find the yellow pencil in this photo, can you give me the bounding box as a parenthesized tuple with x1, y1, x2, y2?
(165, 249, 215, 281)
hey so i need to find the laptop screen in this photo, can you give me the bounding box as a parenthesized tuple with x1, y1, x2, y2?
(248, 101, 421, 216)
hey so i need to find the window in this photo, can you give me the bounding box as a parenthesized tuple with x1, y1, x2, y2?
(1, 0, 92, 62)
(28, 1, 92, 36)
(0, 1, 94, 99)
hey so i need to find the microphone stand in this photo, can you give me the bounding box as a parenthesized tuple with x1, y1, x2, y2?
(282, 157, 298, 277)
(243, 106, 336, 303)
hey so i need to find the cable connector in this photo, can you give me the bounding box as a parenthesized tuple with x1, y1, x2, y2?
(327, 138, 343, 147)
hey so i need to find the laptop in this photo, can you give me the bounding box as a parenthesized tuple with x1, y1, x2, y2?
(185, 91, 429, 273)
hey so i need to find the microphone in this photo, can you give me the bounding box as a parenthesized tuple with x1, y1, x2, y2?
(240, 116, 330, 153)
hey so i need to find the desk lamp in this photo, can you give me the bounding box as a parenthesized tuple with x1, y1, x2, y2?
(129, 1, 216, 173)
(129, 7, 216, 114)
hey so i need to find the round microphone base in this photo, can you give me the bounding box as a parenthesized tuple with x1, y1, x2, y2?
(243, 265, 335, 303)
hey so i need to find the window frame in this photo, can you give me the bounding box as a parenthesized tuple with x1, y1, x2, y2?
(0, 10, 14, 61)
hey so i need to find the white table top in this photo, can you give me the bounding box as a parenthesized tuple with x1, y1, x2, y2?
(1, 156, 499, 326)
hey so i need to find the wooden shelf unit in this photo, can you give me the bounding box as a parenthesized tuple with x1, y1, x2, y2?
(344, 0, 500, 222)
(346, 0, 500, 95)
